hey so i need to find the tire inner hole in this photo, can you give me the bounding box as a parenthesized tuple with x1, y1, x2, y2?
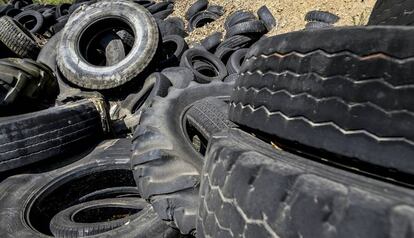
(73, 206, 141, 223)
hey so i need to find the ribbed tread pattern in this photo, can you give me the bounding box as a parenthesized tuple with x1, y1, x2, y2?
(0, 99, 104, 172)
(197, 129, 414, 238)
(230, 26, 414, 177)
(368, 0, 414, 26)
(0, 16, 40, 59)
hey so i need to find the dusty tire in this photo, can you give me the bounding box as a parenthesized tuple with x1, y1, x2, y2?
(57, 0, 159, 90)
(201, 32, 222, 52)
(230, 26, 414, 178)
(198, 128, 414, 238)
(0, 98, 107, 172)
(225, 20, 267, 38)
(305, 21, 332, 29)
(37, 31, 61, 71)
(185, 0, 208, 20)
(226, 48, 248, 74)
(305, 10, 339, 24)
(368, 0, 414, 26)
(0, 58, 57, 107)
(257, 5, 277, 31)
(159, 34, 189, 68)
(224, 10, 256, 30)
(14, 9, 44, 33)
(0, 16, 40, 59)
(131, 81, 234, 234)
(50, 198, 149, 237)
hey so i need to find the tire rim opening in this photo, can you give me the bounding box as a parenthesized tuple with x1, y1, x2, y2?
(73, 206, 141, 223)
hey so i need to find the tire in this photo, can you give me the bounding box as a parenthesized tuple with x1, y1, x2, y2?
(165, 17, 185, 30)
(185, 0, 208, 20)
(305, 21, 332, 29)
(0, 58, 57, 107)
(223, 73, 239, 83)
(146, 1, 169, 14)
(153, 8, 173, 20)
(257, 5, 277, 31)
(0, 98, 107, 172)
(226, 48, 248, 74)
(0, 139, 178, 238)
(14, 9, 44, 33)
(305, 10, 340, 24)
(188, 11, 219, 32)
(51, 15, 68, 33)
(159, 34, 189, 68)
(37, 30, 61, 71)
(224, 10, 256, 30)
(57, 0, 159, 90)
(50, 198, 149, 237)
(78, 187, 140, 203)
(131, 81, 234, 234)
(0, 16, 40, 59)
(156, 18, 188, 38)
(55, 3, 70, 18)
(230, 26, 414, 178)
(368, 0, 414, 26)
(161, 66, 195, 88)
(225, 20, 267, 38)
(198, 128, 414, 238)
(116, 29, 134, 48)
(180, 48, 228, 83)
(201, 32, 222, 52)
(206, 5, 224, 16)
(100, 32, 126, 66)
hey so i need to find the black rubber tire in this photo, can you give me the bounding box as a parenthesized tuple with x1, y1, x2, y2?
(147, 1, 169, 14)
(50, 15, 69, 34)
(161, 66, 195, 89)
(0, 139, 178, 238)
(368, 0, 414, 26)
(55, 3, 70, 18)
(159, 34, 189, 68)
(188, 11, 219, 32)
(198, 128, 414, 238)
(100, 32, 126, 67)
(180, 48, 228, 83)
(156, 18, 188, 38)
(153, 8, 174, 20)
(305, 10, 340, 24)
(0, 98, 107, 172)
(116, 29, 135, 48)
(226, 48, 248, 74)
(165, 17, 185, 30)
(37, 30, 61, 71)
(224, 10, 256, 30)
(257, 5, 277, 31)
(0, 16, 40, 59)
(206, 5, 224, 16)
(305, 21, 332, 29)
(131, 81, 234, 234)
(230, 26, 414, 178)
(185, 0, 208, 20)
(225, 19, 267, 38)
(200, 32, 222, 52)
(215, 34, 253, 51)
(185, 97, 236, 140)
(0, 58, 57, 107)
(57, 0, 159, 90)
(14, 9, 44, 33)
(50, 198, 148, 237)
(78, 187, 140, 203)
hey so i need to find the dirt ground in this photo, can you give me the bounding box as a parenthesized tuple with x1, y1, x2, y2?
(171, 0, 377, 44)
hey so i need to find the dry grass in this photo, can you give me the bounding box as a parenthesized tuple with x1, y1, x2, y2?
(170, 0, 376, 44)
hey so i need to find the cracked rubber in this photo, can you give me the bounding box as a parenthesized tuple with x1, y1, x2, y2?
(0, 98, 105, 172)
(197, 128, 414, 238)
(0, 16, 40, 59)
(131, 81, 233, 234)
(368, 0, 414, 26)
(230, 26, 414, 178)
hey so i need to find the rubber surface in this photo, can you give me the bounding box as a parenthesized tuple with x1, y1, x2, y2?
(230, 26, 414, 178)
(0, 16, 40, 59)
(185, 0, 208, 20)
(257, 5, 277, 31)
(0, 98, 105, 172)
(131, 81, 234, 234)
(368, 0, 414, 26)
(225, 20, 267, 38)
(226, 48, 248, 74)
(201, 32, 222, 52)
(198, 128, 414, 238)
(305, 10, 340, 24)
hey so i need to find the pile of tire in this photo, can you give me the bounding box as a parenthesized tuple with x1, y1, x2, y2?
(0, 0, 413, 237)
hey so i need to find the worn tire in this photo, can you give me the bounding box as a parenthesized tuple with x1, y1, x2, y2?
(50, 198, 149, 237)
(164, 17, 185, 30)
(201, 32, 222, 52)
(206, 5, 224, 16)
(188, 11, 219, 32)
(305, 10, 340, 24)
(78, 187, 140, 203)
(159, 34, 189, 68)
(0, 98, 107, 172)
(225, 20, 267, 38)
(37, 30, 61, 71)
(198, 128, 414, 238)
(230, 26, 414, 178)
(0, 16, 40, 59)
(305, 21, 332, 29)
(185, 0, 208, 20)
(0, 58, 57, 107)
(14, 9, 44, 33)
(131, 81, 233, 234)
(224, 10, 256, 31)
(226, 48, 248, 74)
(57, 0, 159, 90)
(368, 0, 414, 26)
(181, 48, 228, 83)
(257, 5, 277, 31)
